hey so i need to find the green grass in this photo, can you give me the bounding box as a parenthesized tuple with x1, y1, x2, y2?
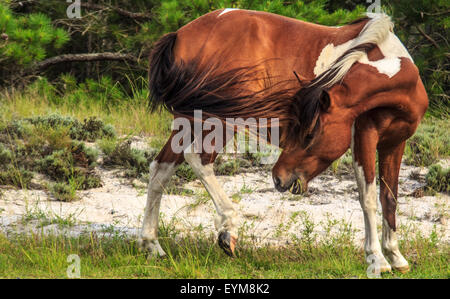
(425, 164, 450, 194)
(0, 227, 447, 279)
(404, 116, 450, 167)
(0, 83, 172, 139)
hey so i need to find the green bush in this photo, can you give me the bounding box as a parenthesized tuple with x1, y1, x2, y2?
(405, 118, 449, 167)
(70, 141, 99, 167)
(214, 157, 241, 176)
(426, 164, 449, 193)
(36, 149, 73, 180)
(35, 146, 101, 189)
(0, 119, 33, 140)
(175, 162, 197, 182)
(0, 115, 103, 190)
(98, 137, 119, 156)
(0, 144, 13, 164)
(26, 114, 116, 142)
(0, 166, 33, 189)
(102, 139, 157, 178)
(50, 182, 78, 202)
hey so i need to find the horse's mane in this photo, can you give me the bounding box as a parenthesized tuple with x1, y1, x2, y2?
(288, 13, 394, 148)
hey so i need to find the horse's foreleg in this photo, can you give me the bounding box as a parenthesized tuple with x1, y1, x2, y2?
(379, 141, 409, 273)
(352, 122, 392, 273)
(139, 133, 184, 257)
(183, 144, 238, 256)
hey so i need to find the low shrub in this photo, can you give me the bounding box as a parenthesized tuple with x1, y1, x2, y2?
(0, 166, 33, 189)
(50, 182, 78, 202)
(175, 162, 197, 182)
(425, 164, 449, 193)
(0, 115, 103, 191)
(25, 114, 116, 142)
(102, 139, 157, 178)
(405, 118, 449, 167)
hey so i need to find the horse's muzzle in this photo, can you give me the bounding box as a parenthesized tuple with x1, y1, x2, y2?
(273, 175, 307, 194)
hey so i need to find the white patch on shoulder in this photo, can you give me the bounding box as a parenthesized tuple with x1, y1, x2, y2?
(358, 56, 401, 78)
(218, 8, 239, 17)
(314, 32, 413, 78)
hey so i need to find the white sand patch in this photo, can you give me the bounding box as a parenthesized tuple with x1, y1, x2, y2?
(0, 159, 448, 247)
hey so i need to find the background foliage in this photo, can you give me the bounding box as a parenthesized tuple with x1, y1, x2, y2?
(0, 0, 448, 116)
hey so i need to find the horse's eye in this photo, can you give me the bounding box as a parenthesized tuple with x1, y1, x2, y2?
(303, 133, 314, 148)
(305, 134, 313, 142)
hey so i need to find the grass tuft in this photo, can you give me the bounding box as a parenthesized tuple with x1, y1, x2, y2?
(425, 164, 449, 194)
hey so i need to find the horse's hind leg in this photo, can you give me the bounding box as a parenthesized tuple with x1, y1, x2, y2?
(379, 141, 409, 273)
(183, 143, 238, 256)
(139, 132, 184, 257)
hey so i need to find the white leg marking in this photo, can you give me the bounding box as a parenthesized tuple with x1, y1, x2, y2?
(139, 161, 176, 257)
(183, 144, 238, 237)
(351, 125, 391, 272)
(382, 218, 409, 271)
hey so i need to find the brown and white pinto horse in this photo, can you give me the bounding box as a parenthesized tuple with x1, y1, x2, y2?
(141, 9, 428, 273)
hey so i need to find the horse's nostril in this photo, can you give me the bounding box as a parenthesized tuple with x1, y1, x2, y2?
(273, 176, 287, 193)
(273, 176, 281, 187)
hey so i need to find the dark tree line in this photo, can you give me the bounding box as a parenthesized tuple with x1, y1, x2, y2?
(1, 0, 448, 115)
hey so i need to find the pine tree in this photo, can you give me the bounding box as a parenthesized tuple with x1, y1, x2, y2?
(0, 3, 69, 83)
(2, 0, 448, 116)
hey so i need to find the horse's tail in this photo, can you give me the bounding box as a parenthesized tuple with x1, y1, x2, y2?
(148, 32, 178, 112)
(148, 32, 295, 122)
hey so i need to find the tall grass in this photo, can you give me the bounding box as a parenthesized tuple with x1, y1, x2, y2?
(0, 76, 172, 139)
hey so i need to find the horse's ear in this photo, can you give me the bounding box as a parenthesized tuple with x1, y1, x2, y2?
(319, 89, 330, 112)
(293, 71, 308, 86)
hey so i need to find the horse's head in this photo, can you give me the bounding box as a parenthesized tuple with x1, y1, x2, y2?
(272, 82, 351, 194)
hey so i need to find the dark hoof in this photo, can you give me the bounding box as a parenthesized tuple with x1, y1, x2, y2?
(218, 231, 237, 257)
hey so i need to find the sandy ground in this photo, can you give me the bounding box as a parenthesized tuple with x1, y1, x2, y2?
(0, 139, 448, 248)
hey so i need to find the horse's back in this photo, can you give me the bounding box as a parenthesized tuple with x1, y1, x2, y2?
(173, 9, 340, 70)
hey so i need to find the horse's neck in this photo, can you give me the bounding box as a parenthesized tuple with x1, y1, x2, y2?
(333, 57, 425, 124)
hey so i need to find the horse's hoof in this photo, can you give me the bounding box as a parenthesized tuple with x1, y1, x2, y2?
(218, 231, 237, 257)
(138, 238, 167, 258)
(393, 265, 410, 274)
